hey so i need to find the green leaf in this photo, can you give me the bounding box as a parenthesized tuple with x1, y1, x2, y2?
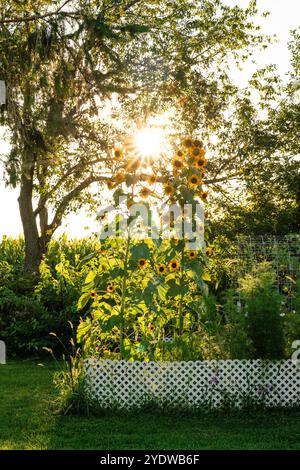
(157, 283, 168, 301)
(85, 270, 96, 285)
(166, 279, 182, 297)
(77, 319, 92, 342)
(77, 251, 98, 269)
(77, 292, 91, 310)
(101, 314, 122, 332)
(130, 242, 151, 261)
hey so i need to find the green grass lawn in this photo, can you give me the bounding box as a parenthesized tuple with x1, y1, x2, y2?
(1, 360, 300, 450)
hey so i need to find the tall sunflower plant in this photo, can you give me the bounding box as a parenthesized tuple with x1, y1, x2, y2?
(77, 137, 214, 361)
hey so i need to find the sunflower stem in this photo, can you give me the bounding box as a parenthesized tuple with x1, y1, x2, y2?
(119, 233, 130, 358)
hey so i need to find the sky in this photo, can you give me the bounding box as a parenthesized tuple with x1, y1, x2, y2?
(0, 0, 299, 239)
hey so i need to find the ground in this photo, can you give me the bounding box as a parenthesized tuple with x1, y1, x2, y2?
(1, 360, 300, 450)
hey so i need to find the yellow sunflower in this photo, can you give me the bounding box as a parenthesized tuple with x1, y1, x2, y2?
(106, 284, 115, 293)
(106, 179, 115, 190)
(163, 183, 175, 196)
(193, 156, 207, 169)
(191, 147, 202, 158)
(147, 174, 157, 185)
(157, 264, 167, 275)
(193, 139, 203, 148)
(114, 172, 125, 184)
(169, 259, 180, 271)
(140, 187, 152, 199)
(127, 198, 135, 209)
(138, 258, 147, 268)
(205, 246, 213, 257)
(172, 157, 184, 171)
(188, 174, 201, 187)
(114, 147, 124, 160)
(176, 149, 184, 158)
(201, 191, 208, 202)
(188, 250, 198, 260)
(183, 138, 193, 148)
(90, 290, 98, 299)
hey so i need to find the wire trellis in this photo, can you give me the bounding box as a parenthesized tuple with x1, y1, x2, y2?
(235, 235, 300, 309)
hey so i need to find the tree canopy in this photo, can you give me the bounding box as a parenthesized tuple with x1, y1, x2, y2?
(1, 0, 298, 273)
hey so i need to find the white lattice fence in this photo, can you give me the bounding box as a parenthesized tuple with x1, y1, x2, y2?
(84, 359, 300, 410)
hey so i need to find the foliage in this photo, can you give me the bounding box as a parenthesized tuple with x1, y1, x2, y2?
(0, 236, 102, 356)
(238, 263, 285, 359)
(77, 137, 211, 360)
(0, 0, 269, 273)
(221, 289, 254, 359)
(46, 323, 91, 415)
(284, 280, 300, 356)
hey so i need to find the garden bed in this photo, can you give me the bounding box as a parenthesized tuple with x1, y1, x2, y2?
(84, 359, 300, 410)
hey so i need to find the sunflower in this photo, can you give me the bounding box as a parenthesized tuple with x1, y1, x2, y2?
(176, 149, 184, 158)
(183, 138, 193, 148)
(90, 290, 98, 299)
(157, 264, 167, 275)
(188, 250, 198, 260)
(114, 147, 123, 160)
(188, 174, 201, 187)
(149, 323, 155, 333)
(201, 191, 208, 202)
(138, 258, 147, 268)
(193, 139, 203, 148)
(140, 187, 152, 199)
(127, 198, 135, 209)
(191, 147, 201, 158)
(205, 246, 213, 257)
(199, 148, 206, 157)
(125, 158, 141, 172)
(106, 179, 115, 190)
(114, 172, 125, 184)
(106, 284, 115, 293)
(193, 156, 207, 169)
(169, 259, 180, 271)
(172, 157, 184, 171)
(163, 183, 175, 196)
(147, 174, 157, 185)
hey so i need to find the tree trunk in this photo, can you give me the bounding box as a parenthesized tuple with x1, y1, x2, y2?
(18, 171, 42, 276)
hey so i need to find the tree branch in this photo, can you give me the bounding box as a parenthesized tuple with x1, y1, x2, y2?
(0, 0, 73, 24)
(47, 173, 109, 233)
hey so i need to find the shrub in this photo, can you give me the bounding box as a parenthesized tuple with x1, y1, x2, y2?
(238, 263, 285, 359)
(0, 286, 54, 355)
(284, 280, 300, 356)
(0, 236, 101, 356)
(221, 289, 254, 359)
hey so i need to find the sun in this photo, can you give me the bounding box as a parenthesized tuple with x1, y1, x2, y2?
(134, 127, 165, 159)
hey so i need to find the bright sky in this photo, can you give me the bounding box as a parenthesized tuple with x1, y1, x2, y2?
(0, 0, 299, 238)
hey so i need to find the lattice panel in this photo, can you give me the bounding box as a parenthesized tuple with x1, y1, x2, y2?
(84, 359, 300, 410)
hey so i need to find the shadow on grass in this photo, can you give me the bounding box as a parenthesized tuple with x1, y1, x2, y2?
(2, 360, 300, 450)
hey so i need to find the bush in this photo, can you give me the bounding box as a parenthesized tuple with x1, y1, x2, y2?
(284, 280, 300, 356)
(221, 289, 254, 359)
(0, 236, 101, 356)
(238, 263, 285, 359)
(0, 286, 54, 355)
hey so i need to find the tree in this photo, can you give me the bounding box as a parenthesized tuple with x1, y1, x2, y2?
(208, 29, 300, 237)
(0, 0, 266, 274)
